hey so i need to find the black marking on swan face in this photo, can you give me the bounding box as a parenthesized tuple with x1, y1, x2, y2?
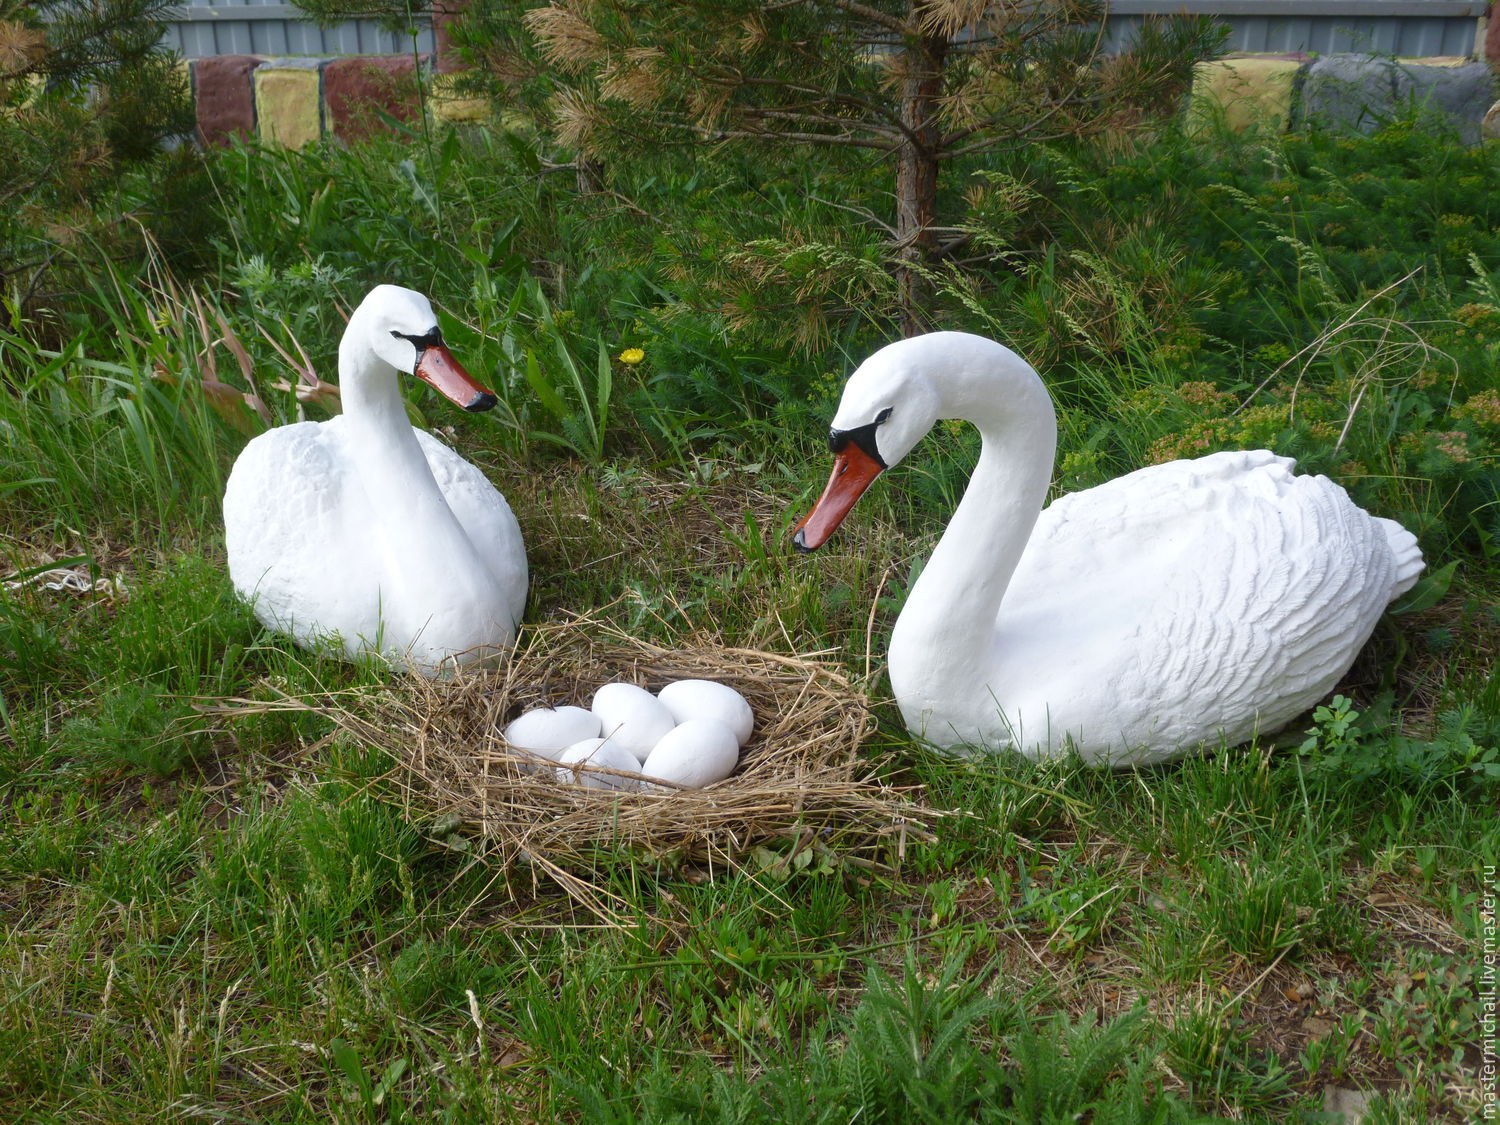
(828, 406, 892, 468)
(391, 327, 445, 350)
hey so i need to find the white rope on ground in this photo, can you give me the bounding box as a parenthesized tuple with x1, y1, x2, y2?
(2, 565, 127, 600)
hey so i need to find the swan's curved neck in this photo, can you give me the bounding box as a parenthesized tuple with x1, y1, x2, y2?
(335, 324, 498, 643)
(890, 361, 1056, 714)
(339, 330, 441, 503)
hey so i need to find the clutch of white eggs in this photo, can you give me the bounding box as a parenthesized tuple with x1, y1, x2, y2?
(500, 679, 754, 792)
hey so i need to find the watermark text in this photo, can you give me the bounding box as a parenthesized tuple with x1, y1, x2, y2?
(1482, 864, 1496, 1118)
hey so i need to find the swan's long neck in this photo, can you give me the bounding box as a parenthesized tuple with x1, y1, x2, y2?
(337, 324, 496, 638)
(889, 357, 1056, 729)
(339, 330, 451, 516)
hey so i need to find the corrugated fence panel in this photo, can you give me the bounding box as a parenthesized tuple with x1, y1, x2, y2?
(1106, 1, 1486, 57)
(159, 1, 1479, 60)
(1105, 14, 1481, 56)
(161, 0, 433, 58)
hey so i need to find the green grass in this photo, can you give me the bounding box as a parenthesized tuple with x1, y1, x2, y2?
(0, 111, 1496, 1122)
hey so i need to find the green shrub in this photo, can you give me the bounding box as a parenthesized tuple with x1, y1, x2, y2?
(1, 0, 197, 301)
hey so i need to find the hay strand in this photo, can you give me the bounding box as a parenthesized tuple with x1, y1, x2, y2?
(217, 617, 930, 907)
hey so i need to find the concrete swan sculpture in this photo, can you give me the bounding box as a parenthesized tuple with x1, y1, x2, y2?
(223, 285, 527, 676)
(792, 331, 1424, 765)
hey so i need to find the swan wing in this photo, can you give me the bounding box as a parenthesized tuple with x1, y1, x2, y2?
(1146, 454, 1411, 751)
(222, 419, 376, 651)
(1008, 450, 1415, 761)
(413, 429, 529, 629)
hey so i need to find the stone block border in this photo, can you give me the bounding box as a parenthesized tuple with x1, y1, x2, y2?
(190, 51, 483, 148)
(1191, 53, 1498, 145)
(189, 50, 1500, 150)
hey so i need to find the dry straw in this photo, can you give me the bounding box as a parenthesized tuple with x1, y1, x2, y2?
(254, 615, 930, 915)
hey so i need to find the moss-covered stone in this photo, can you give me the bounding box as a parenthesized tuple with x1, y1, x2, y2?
(1190, 56, 1303, 134)
(254, 62, 324, 149)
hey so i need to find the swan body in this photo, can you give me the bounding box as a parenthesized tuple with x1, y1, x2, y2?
(793, 332, 1424, 766)
(223, 285, 527, 676)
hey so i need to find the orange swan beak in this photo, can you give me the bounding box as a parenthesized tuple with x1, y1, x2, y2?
(416, 344, 497, 413)
(791, 441, 885, 552)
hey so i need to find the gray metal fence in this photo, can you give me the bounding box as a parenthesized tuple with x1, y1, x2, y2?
(163, 0, 432, 59)
(159, 0, 1486, 61)
(1110, 1, 1488, 57)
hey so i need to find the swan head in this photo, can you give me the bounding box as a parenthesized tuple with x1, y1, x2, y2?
(791, 336, 941, 552)
(355, 285, 497, 413)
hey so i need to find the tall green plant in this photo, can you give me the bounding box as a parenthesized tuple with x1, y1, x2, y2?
(0, 264, 272, 540)
(514, 279, 614, 463)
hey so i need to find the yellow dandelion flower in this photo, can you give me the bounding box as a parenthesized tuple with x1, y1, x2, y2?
(618, 347, 645, 365)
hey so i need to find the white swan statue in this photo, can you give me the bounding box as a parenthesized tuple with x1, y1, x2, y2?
(223, 285, 527, 676)
(792, 331, 1424, 765)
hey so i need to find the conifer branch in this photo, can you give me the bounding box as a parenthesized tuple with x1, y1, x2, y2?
(813, 0, 913, 38)
(744, 107, 904, 143)
(725, 74, 915, 141)
(698, 126, 896, 151)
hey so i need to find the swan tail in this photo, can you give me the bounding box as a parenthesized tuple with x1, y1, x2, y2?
(1378, 517, 1424, 599)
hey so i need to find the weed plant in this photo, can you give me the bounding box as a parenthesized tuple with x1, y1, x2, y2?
(0, 108, 1495, 1121)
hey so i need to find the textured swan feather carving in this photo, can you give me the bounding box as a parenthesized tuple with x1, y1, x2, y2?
(792, 332, 1423, 765)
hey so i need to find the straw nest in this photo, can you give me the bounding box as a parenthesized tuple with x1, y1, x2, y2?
(303, 618, 929, 887)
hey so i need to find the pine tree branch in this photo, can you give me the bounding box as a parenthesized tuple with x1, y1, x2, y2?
(729, 74, 915, 140)
(802, 0, 913, 38)
(944, 105, 1111, 157)
(745, 106, 900, 136)
(624, 103, 897, 151)
(940, 83, 1093, 152)
(944, 120, 1064, 156)
(942, 105, 1062, 152)
(673, 67, 916, 145)
(698, 125, 896, 151)
(939, 36, 1177, 159)
(43, 1, 176, 80)
(807, 194, 898, 237)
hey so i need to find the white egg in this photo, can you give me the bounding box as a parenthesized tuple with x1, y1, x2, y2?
(591, 682, 676, 763)
(503, 705, 602, 761)
(554, 737, 643, 791)
(640, 718, 740, 790)
(656, 679, 754, 747)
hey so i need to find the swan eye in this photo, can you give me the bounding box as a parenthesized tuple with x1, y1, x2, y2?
(390, 328, 445, 349)
(875, 407, 892, 425)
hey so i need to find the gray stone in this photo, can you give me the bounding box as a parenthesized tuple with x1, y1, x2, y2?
(1407, 61, 1495, 143)
(1298, 54, 1495, 144)
(1299, 55, 1403, 136)
(1322, 1086, 1375, 1123)
(259, 56, 331, 71)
